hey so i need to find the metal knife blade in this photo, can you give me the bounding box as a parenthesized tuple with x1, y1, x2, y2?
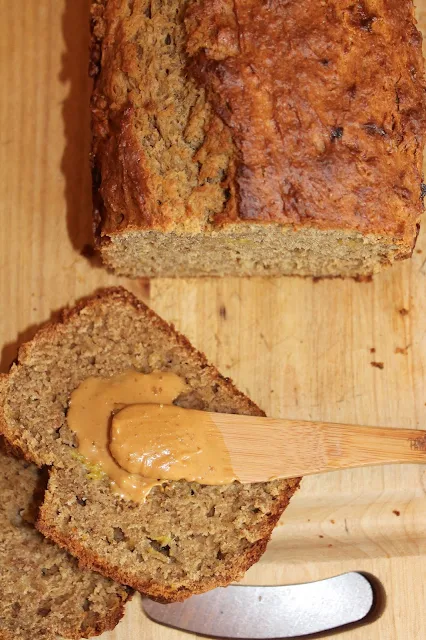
(142, 572, 375, 638)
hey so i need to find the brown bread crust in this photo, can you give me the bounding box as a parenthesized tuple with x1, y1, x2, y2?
(91, 0, 425, 243)
(0, 287, 300, 602)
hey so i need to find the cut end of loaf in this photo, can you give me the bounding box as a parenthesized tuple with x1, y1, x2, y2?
(100, 225, 408, 278)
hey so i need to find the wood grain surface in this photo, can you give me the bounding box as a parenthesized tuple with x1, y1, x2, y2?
(1, 1, 426, 638)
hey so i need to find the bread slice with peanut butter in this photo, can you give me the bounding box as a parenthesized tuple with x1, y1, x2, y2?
(0, 287, 300, 602)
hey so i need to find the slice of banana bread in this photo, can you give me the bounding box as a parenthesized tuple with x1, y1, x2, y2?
(91, 0, 425, 278)
(0, 440, 130, 640)
(0, 287, 300, 602)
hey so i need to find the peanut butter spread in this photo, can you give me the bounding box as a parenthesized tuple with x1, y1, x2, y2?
(67, 371, 235, 502)
(110, 404, 235, 485)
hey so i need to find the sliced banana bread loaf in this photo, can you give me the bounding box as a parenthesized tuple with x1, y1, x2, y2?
(91, 0, 425, 278)
(0, 440, 130, 640)
(0, 287, 300, 602)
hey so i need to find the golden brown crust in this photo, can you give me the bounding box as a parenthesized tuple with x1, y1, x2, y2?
(91, 0, 425, 246)
(187, 0, 425, 240)
(37, 476, 299, 602)
(90, 0, 169, 236)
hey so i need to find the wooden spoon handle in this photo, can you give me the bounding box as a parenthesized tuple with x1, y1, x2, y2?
(209, 414, 426, 483)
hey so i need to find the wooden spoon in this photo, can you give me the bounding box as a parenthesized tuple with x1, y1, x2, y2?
(206, 413, 426, 483)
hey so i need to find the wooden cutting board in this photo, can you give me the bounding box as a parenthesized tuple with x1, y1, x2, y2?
(1, 1, 426, 637)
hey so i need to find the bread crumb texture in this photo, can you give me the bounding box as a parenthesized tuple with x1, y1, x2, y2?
(91, 0, 425, 277)
(0, 288, 300, 602)
(0, 441, 130, 640)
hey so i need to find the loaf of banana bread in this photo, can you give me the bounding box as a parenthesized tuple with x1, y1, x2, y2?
(90, 0, 425, 277)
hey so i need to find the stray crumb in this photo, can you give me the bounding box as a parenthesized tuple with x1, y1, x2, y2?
(417, 249, 422, 254)
(370, 347, 376, 353)
(80, 243, 96, 258)
(219, 305, 227, 320)
(319, 535, 324, 538)
(399, 308, 409, 316)
(395, 347, 408, 355)
(393, 510, 400, 517)
(330, 519, 335, 524)
(307, 519, 310, 522)
(328, 544, 333, 548)
(371, 361, 384, 369)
